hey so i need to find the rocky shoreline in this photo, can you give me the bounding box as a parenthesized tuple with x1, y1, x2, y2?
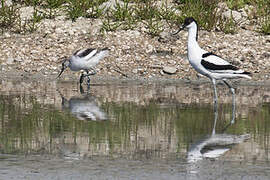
(0, 2, 269, 83)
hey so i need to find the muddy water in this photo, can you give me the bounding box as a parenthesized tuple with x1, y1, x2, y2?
(0, 80, 270, 180)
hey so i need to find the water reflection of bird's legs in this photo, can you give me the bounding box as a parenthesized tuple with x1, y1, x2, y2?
(211, 78, 218, 136)
(220, 80, 237, 133)
(211, 79, 236, 135)
(211, 95, 235, 135)
(211, 106, 218, 136)
(223, 80, 236, 124)
(211, 79, 218, 112)
(79, 84, 85, 94)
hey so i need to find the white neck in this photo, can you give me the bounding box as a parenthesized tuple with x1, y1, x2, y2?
(187, 24, 199, 49)
(188, 24, 198, 41)
(187, 24, 201, 62)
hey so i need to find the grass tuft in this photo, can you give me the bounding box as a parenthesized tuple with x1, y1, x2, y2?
(0, 3, 19, 33)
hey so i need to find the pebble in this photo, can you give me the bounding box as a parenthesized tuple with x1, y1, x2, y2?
(132, 69, 138, 74)
(163, 66, 177, 74)
(223, 10, 243, 22)
(6, 57, 14, 64)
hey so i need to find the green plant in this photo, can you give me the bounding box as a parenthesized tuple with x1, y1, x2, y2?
(218, 15, 237, 34)
(111, 0, 132, 21)
(143, 18, 164, 36)
(101, 15, 121, 32)
(176, 0, 220, 31)
(87, 1, 104, 18)
(260, 16, 270, 34)
(134, 0, 165, 36)
(134, 0, 160, 21)
(256, 0, 270, 34)
(226, 0, 249, 10)
(159, 1, 178, 22)
(26, 8, 43, 32)
(24, 0, 42, 6)
(42, 0, 66, 19)
(101, 0, 137, 32)
(0, 3, 19, 33)
(65, 0, 105, 21)
(65, 0, 91, 21)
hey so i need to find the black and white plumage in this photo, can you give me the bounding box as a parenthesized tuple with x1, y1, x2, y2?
(57, 47, 110, 87)
(173, 17, 251, 123)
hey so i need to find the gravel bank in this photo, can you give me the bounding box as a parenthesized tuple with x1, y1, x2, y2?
(0, 5, 269, 83)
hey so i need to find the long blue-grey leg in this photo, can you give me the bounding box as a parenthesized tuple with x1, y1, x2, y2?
(211, 78, 218, 135)
(84, 68, 97, 77)
(83, 68, 97, 89)
(223, 80, 236, 124)
(80, 70, 91, 88)
(86, 70, 91, 87)
(211, 78, 218, 111)
(212, 103, 218, 135)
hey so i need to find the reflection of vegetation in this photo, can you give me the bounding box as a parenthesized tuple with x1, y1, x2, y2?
(0, 94, 269, 159)
(175, 105, 214, 147)
(245, 104, 270, 146)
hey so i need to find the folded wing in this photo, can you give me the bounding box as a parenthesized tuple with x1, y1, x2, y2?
(201, 52, 246, 74)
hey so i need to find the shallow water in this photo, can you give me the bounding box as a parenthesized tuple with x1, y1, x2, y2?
(0, 80, 270, 179)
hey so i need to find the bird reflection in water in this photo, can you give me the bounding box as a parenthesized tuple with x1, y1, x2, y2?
(187, 104, 250, 163)
(60, 87, 107, 121)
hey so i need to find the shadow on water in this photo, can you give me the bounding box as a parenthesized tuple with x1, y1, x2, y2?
(0, 80, 270, 177)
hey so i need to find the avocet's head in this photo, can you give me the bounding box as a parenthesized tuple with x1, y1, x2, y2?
(57, 59, 70, 78)
(172, 17, 197, 35)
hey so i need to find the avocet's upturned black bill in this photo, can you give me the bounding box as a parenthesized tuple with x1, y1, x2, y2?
(175, 17, 251, 124)
(57, 60, 69, 78)
(57, 48, 110, 87)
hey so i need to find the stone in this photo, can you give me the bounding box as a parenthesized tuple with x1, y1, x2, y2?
(132, 69, 138, 74)
(223, 10, 242, 23)
(6, 57, 14, 64)
(163, 66, 177, 74)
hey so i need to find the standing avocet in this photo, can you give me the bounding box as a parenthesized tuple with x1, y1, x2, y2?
(57, 47, 109, 87)
(173, 17, 251, 123)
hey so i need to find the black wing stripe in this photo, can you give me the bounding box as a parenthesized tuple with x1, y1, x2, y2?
(202, 52, 222, 58)
(242, 71, 251, 75)
(76, 48, 96, 58)
(202, 52, 214, 58)
(73, 49, 81, 55)
(201, 59, 239, 71)
(101, 47, 109, 51)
